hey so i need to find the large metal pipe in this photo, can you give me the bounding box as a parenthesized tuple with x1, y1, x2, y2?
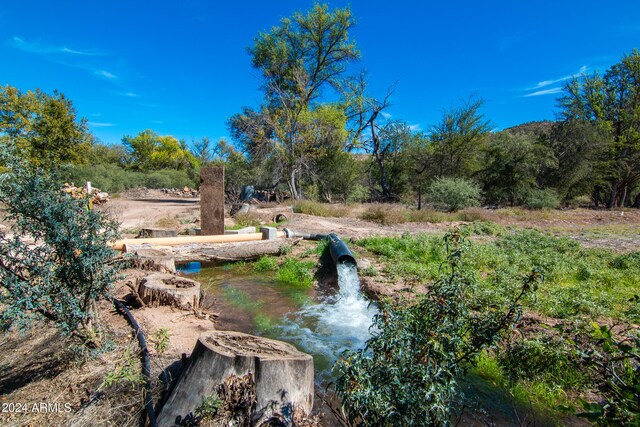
(111, 231, 286, 251)
(327, 233, 356, 265)
(283, 228, 327, 241)
(283, 229, 356, 265)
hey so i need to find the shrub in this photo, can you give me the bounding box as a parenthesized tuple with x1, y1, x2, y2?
(292, 200, 350, 217)
(0, 148, 120, 341)
(360, 204, 408, 225)
(142, 169, 195, 189)
(61, 164, 197, 192)
(578, 324, 639, 425)
(427, 177, 481, 212)
(334, 230, 540, 425)
(524, 188, 561, 209)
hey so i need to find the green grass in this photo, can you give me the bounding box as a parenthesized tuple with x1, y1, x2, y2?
(470, 351, 577, 421)
(357, 228, 640, 322)
(356, 227, 640, 420)
(253, 256, 278, 272)
(276, 258, 316, 288)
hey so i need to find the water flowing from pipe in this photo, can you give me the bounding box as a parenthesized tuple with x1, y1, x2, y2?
(276, 261, 377, 381)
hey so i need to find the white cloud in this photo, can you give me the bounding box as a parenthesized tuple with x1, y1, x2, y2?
(524, 87, 563, 97)
(94, 70, 117, 80)
(88, 121, 115, 127)
(408, 123, 422, 131)
(380, 111, 392, 120)
(11, 36, 104, 56)
(530, 65, 587, 90)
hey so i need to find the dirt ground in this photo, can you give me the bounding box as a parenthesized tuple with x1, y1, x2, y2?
(105, 189, 640, 245)
(1, 189, 638, 426)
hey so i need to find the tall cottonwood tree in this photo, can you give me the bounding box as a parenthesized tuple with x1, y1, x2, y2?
(558, 49, 640, 208)
(229, 3, 359, 199)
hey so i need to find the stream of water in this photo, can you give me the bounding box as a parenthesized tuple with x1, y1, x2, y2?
(180, 261, 377, 381)
(275, 262, 378, 380)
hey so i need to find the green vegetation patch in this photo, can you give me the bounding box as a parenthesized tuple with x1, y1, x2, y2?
(357, 228, 640, 322)
(276, 258, 316, 288)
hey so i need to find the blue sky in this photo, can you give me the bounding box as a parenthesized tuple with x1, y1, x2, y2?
(1, 1, 639, 146)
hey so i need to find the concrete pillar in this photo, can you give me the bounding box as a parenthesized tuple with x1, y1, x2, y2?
(200, 166, 225, 235)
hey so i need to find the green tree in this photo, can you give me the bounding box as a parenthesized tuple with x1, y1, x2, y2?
(210, 138, 255, 200)
(558, 49, 640, 208)
(0, 85, 90, 166)
(367, 121, 417, 201)
(480, 131, 554, 205)
(0, 146, 120, 341)
(542, 120, 607, 204)
(230, 3, 359, 199)
(192, 136, 213, 165)
(427, 97, 491, 178)
(122, 129, 199, 172)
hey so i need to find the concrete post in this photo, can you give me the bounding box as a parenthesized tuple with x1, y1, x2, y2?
(200, 166, 225, 235)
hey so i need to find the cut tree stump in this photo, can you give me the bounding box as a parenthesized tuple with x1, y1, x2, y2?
(157, 331, 314, 427)
(138, 273, 201, 311)
(128, 247, 176, 273)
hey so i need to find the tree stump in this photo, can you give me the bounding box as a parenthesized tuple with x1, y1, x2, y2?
(128, 247, 176, 273)
(138, 273, 201, 311)
(157, 331, 314, 427)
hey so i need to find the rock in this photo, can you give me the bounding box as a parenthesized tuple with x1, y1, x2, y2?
(138, 273, 201, 311)
(157, 331, 314, 427)
(236, 203, 251, 215)
(357, 257, 372, 271)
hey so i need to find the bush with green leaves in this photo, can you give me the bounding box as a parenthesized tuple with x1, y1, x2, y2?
(578, 324, 639, 425)
(0, 148, 120, 340)
(334, 230, 540, 426)
(427, 177, 481, 212)
(523, 188, 561, 209)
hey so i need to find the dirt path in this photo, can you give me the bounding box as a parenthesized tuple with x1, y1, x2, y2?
(101, 190, 640, 250)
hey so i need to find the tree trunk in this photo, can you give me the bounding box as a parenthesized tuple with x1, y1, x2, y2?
(138, 273, 201, 311)
(606, 182, 618, 209)
(129, 248, 176, 273)
(634, 192, 640, 208)
(289, 169, 299, 200)
(157, 331, 314, 427)
(620, 185, 629, 208)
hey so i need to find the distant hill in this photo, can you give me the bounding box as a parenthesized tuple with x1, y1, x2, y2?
(503, 120, 554, 137)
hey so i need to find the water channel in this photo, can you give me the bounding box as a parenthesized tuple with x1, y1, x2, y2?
(178, 260, 377, 383)
(178, 260, 557, 425)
